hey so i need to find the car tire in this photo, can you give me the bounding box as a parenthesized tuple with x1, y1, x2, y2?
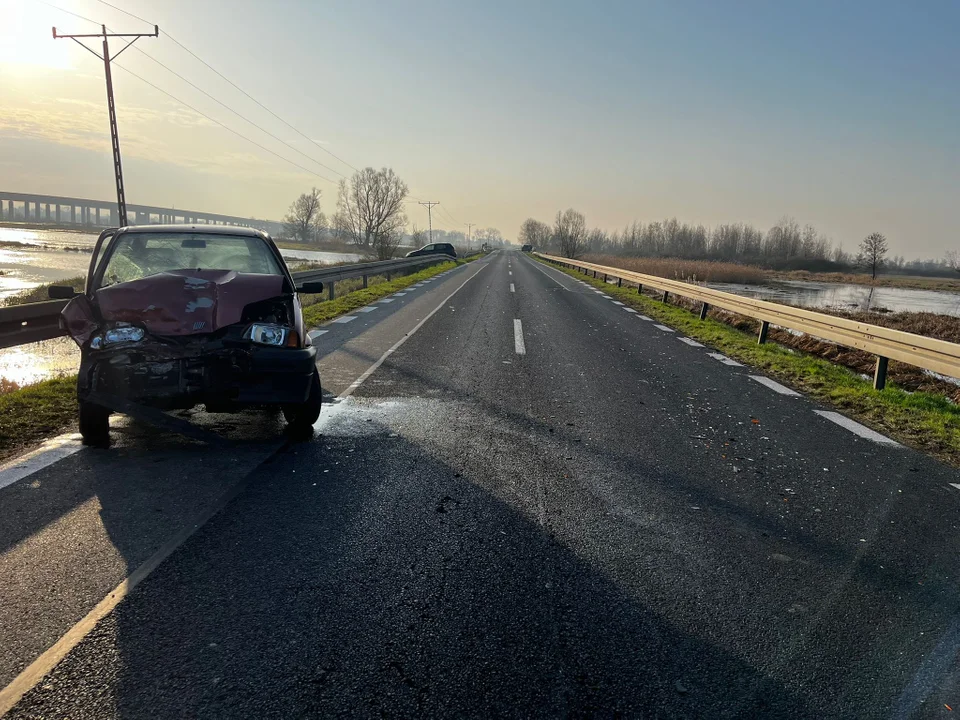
(79, 400, 110, 446)
(283, 368, 322, 433)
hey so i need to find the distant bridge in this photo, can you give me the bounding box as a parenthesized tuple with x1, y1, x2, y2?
(0, 190, 283, 236)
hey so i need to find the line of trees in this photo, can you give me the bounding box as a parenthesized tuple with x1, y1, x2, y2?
(520, 211, 957, 274)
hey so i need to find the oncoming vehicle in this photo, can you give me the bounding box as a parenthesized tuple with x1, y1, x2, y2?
(521, 244, 533, 252)
(405, 242, 457, 259)
(50, 225, 324, 445)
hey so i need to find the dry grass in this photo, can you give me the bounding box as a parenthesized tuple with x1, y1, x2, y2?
(584, 255, 767, 285)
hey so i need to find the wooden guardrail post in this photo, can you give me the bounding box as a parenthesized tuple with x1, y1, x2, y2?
(328, 283, 335, 301)
(699, 303, 709, 320)
(758, 321, 770, 344)
(874, 356, 889, 390)
(661, 291, 669, 303)
(637, 284, 642, 294)
(362, 274, 368, 289)
(617, 277, 622, 287)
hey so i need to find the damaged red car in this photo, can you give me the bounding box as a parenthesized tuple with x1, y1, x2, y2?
(50, 225, 324, 445)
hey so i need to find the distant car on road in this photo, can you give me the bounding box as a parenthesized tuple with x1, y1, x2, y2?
(405, 242, 457, 259)
(51, 224, 324, 445)
(521, 244, 533, 252)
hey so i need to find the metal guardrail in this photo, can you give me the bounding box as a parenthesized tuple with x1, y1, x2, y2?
(536, 252, 960, 389)
(0, 253, 458, 350)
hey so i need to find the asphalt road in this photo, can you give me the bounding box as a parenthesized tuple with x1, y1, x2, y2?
(1, 249, 959, 718)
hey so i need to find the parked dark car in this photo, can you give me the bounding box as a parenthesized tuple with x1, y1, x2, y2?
(405, 242, 457, 259)
(521, 244, 533, 252)
(51, 224, 323, 445)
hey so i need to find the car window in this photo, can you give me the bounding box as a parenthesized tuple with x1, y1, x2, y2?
(98, 232, 283, 288)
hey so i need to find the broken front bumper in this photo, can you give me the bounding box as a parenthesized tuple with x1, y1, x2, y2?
(79, 340, 318, 410)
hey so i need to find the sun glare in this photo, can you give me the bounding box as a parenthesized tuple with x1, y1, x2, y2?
(0, 1, 75, 70)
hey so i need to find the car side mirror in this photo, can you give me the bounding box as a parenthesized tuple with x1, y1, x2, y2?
(299, 281, 324, 294)
(48, 285, 79, 300)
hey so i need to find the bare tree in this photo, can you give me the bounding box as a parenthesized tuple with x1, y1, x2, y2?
(410, 224, 426, 248)
(554, 208, 587, 258)
(332, 167, 408, 251)
(946, 249, 960, 273)
(283, 187, 326, 243)
(857, 232, 888, 280)
(518, 218, 551, 249)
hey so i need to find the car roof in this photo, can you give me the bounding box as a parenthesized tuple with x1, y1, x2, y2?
(116, 224, 268, 238)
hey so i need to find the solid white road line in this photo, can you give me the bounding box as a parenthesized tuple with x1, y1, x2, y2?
(678, 337, 704, 347)
(814, 411, 901, 446)
(0, 434, 84, 492)
(356, 306, 378, 313)
(514, 319, 526, 355)
(749, 375, 801, 396)
(510, 283, 515, 293)
(332, 316, 357, 323)
(653, 324, 675, 332)
(337, 262, 488, 400)
(707, 352, 743, 367)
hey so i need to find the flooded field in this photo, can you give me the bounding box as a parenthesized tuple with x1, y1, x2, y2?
(708, 279, 960, 318)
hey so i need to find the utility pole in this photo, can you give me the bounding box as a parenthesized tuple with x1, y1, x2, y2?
(418, 201, 439, 244)
(54, 23, 159, 227)
(466, 223, 475, 251)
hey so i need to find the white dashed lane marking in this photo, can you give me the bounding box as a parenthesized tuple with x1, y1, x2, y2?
(637, 315, 652, 321)
(749, 375, 801, 396)
(951, 484, 960, 492)
(333, 316, 357, 323)
(814, 411, 902, 447)
(377, 298, 395, 303)
(611, 301, 624, 306)
(514, 319, 526, 355)
(600, 294, 612, 299)
(653, 324, 674, 332)
(393, 292, 408, 296)
(623, 308, 637, 313)
(677, 337, 704, 347)
(308, 329, 328, 339)
(356, 307, 378, 313)
(510, 283, 515, 293)
(707, 352, 743, 366)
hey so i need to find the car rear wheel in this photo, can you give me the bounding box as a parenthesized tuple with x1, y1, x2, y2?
(283, 368, 322, 433)
(79, 399, 110, 446)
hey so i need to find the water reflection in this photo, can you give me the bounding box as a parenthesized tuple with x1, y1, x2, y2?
(709, 280, 960, 318)
(0, 337, 80, 387)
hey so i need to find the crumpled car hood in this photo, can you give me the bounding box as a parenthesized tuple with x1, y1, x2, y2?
(95, 270, 286, 336)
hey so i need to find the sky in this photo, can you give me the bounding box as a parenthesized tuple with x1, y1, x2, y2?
(1, 0, 958, 256)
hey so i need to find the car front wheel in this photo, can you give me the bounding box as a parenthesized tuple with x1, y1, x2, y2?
(283, 368, 322, 433)
(79, 399, 110, 446)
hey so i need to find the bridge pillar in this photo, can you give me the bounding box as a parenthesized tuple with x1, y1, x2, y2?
(56, 205, 61, 223)
(95, 207, 101, 225)
(45, 204, 51, 221)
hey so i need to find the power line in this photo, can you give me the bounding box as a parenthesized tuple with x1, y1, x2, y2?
(111, 63, 338, 185)
(92, 0, 360, 174)
(128, 47, 349, 179)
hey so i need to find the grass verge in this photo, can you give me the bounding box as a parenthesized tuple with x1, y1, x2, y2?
(538, 257, 960, 467)
(1, 256, 479, 463)
(301, 259, 466, 327)
(0, 377, 79, 463)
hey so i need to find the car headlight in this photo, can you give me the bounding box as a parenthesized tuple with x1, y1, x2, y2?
(90, 325, 145, 348)
(245, 323, 290, 347)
